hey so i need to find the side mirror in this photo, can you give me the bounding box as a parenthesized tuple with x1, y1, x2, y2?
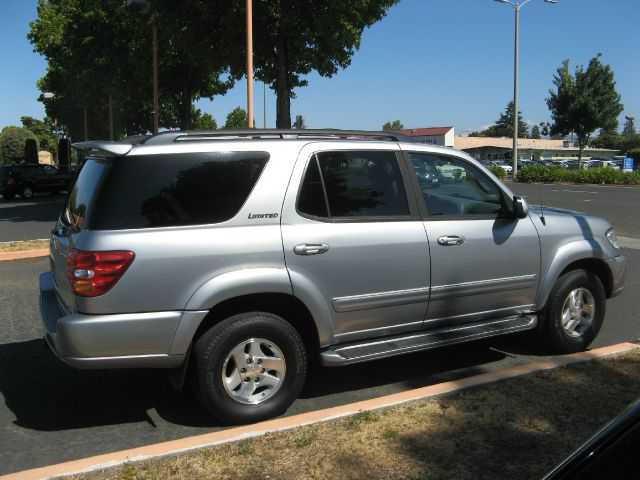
(513, 196, 529, 219)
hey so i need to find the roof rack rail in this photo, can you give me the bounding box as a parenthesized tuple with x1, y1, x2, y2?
(141, 129, 415, 145)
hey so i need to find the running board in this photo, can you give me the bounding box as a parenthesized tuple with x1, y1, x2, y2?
(320, 314, 537, 366)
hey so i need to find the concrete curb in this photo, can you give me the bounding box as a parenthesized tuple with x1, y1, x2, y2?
(2, 341, 638, 480)
(0, 249, 49, 261)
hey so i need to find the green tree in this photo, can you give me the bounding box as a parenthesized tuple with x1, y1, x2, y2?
(0, 127, 39, 164)
(622, 115, 636, 135)
(29, 0, 233, 139)
(224, 107, 249, 129)
(591, 128, 621, 151)
(193, 112, 218, 130)
(476, 102, 529, 138)
(20, 116, 60, 157)
(226, 0, 399, 128)
(382, 120, 403, 131)
(546, 55, 623, 159)
(530, 125, 541, 139)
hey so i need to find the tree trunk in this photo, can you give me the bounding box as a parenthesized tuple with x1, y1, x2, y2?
(275, 0, 291, 129)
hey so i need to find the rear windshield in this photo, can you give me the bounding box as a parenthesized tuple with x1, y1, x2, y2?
(64, 151, 269, 230)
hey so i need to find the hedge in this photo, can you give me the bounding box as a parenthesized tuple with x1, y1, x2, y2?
(516, 166, 640, 185)
(0, 127, 39, 164)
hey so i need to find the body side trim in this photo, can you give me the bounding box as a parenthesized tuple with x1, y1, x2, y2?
(332, 286, 430, 313)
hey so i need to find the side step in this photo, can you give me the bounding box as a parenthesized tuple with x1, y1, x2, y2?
(320, 314, 537, 366)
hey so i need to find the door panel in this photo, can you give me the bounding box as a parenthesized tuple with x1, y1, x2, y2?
(403, 150, 541, 328)
(281, 145, 430, 343)
(424, 217, 540, 327)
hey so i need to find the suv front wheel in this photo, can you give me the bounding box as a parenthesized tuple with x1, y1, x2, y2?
(192, 312, 307, 424)
(541, 269, 605, 354)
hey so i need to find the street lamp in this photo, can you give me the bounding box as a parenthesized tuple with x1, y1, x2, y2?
(494, 0, 556, 179)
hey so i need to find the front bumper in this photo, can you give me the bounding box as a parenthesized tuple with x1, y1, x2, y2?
(39, 272, 187, 369)
(606, 254, 627, 298)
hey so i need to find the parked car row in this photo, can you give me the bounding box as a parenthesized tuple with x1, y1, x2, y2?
(0, 164, 74, 200)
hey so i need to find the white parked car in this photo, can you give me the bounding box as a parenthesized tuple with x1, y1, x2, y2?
(490, 160, 513, 173)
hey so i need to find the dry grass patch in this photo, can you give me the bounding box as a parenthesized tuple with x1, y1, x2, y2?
(77, 349, 640, 480)
(0, 240, 48, 252)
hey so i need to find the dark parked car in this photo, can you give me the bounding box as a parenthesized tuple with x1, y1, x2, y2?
(0, 164, 74, 200)
(543, 398, 640, 479)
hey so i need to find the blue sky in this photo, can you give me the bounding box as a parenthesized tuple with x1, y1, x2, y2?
(1, 0, 638, 135)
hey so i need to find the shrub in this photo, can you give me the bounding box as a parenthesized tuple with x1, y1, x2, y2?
(490, 165, 506, 180)
(0, 127, 39, 164)
(516, 165, 640, 185)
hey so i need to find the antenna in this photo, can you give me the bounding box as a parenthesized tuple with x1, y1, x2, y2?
(539, 187, 546, 225)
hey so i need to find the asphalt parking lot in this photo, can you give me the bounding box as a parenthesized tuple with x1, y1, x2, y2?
(0, 184, 638, 475)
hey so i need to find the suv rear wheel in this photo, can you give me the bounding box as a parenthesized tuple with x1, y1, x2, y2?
(192, 312, 307, 424)
(541, 269, 605, 354)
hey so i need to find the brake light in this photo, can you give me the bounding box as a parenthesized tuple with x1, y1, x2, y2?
(7, 178, 14, 185)
(66, 249, 135, 297)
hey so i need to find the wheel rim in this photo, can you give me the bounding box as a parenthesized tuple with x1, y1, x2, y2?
(560, 287, 595, 337)
(221, 338, 286, 405)
(23, 187, 33, 198)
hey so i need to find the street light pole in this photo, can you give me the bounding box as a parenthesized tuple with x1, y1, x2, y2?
(494, 0, 556, 180)
(246, 0, 254, 128)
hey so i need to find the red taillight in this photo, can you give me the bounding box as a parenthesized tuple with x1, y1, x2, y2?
(7, 178, 14, 185)
(66, 249, 135, 297)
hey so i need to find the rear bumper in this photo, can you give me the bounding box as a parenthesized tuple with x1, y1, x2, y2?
(39, 272, 193, 369)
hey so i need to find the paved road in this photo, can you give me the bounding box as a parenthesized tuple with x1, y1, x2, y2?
(0, 196, 65, 242)
(0, 186, 638, 475)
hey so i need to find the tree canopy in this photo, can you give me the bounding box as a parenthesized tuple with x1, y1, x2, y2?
(224, 107, 249, 129)
(28, 0, 398, 139)
(470, 102, 529, 138)
(383, 120, 404, 131)
(0, 127, 39, 164)
(225, 0, 399, 128)
(546, 55, 623, 159)
(29, 0, 233, 139)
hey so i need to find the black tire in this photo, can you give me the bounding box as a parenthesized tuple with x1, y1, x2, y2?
(2, 193, 15, 200)
(540, 269, 605, 354)
(191, 312, 307, 425)
(20, 185, 34, 199)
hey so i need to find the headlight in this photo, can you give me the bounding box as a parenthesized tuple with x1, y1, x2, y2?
(606, 228, 620, 249)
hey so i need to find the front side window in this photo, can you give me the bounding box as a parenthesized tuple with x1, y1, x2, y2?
(298, 150, 409, 219)
(408, 153, 506, 216)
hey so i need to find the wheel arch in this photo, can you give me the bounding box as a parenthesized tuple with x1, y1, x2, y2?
(535, 245, 614, 311)
(192, 293, 322, 360)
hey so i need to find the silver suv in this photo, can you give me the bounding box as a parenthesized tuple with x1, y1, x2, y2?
(39, 130, 626, 424)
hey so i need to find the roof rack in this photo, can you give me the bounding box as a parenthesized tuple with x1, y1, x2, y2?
(141, 129, 415, 145)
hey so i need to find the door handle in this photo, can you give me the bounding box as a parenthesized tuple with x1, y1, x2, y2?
(294, 243, 330, 255)
(437, 235, 465, 246)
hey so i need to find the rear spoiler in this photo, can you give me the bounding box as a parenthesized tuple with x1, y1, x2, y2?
(71, 141, 133, 157)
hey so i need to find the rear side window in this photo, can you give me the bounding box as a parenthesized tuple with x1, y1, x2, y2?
(91, 152, 269, 230)
(64, 159, 110, 229)
(298, 151, 409, 219)
(0, 167, 9, 180)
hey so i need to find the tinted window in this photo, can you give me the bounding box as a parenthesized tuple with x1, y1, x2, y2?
(89, 152, 268, 230)
(298, 151, 409, 218)
(64, 159, 111, 229)
(297, 157, 329, 218)
(409, 153, 506, 216)
(0, 167, 9, 180)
